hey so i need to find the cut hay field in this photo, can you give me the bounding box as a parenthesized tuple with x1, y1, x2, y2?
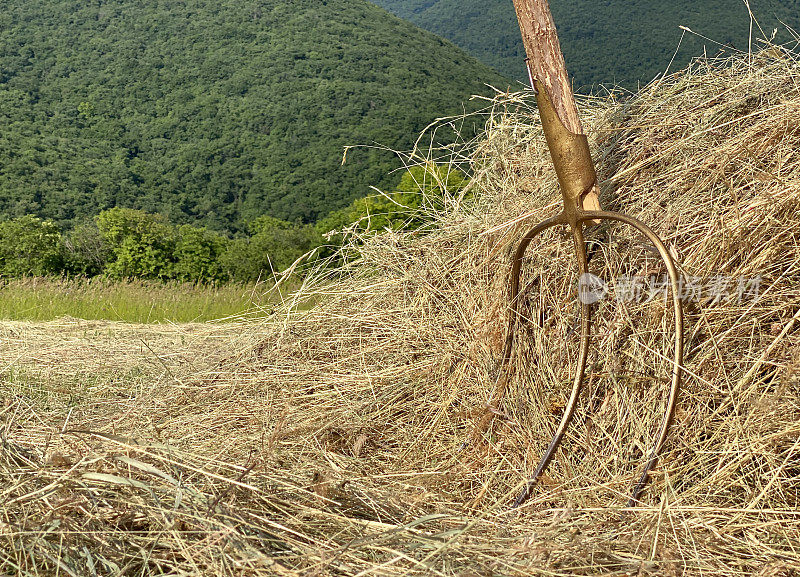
(3, 53, 800, 576)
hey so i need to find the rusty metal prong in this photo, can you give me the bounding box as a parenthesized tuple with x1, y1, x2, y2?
(582, 210, 684, 507)
(513, 221, 592, 508)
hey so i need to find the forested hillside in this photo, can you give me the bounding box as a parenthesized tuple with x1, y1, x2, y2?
(370, 0, 800, 87)
(0, 0, 506, 231)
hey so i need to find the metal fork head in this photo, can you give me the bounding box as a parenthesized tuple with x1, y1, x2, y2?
(496, 82, 685, 508)
(502, 210, 684, 508)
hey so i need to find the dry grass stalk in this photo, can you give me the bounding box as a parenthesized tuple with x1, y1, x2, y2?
(2, 51, 800, 575)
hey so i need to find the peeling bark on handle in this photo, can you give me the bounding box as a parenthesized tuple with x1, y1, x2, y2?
(512, 0, 583, 135)
(512, 0, 601, 213)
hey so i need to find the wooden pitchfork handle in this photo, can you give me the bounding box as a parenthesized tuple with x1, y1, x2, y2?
(513, 0, 601, 213)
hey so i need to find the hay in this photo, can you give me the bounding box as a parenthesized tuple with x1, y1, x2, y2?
(3, 51, 800, 575)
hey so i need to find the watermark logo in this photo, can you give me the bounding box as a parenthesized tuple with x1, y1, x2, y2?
(577, 274, 761, 305)
(578, 273, 608, 305)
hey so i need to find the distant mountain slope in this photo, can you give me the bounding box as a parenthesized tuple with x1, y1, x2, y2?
(370, 0, 800, 87)
(0, 0, 507, 230)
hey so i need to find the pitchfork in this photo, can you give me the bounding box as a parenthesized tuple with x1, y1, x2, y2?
(493, 0, 685, 508)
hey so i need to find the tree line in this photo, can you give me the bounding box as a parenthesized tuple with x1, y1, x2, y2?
(0, 166, 468, 284)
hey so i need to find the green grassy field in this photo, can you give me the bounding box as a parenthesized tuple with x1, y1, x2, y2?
(0, 277, 280, 323)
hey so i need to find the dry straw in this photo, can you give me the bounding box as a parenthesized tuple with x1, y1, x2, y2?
(2, 51, 800, 575)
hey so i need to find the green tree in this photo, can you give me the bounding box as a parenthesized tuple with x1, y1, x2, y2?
(63, 220, 111, 277)
(96, 208, 176, 279)
(0, 0, 504, 231)
(221, 216, 319, 282)
(315, 163, 469, 243)
(390, 162, 470, 224)
(0, 216, 64, 277)
(372, 0, 800, 88)
(172, 225, 229, 283)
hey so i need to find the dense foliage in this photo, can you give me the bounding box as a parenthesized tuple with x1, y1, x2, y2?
(0, 208, 314, 283)
(0, 0, 505, 231)
(370, 0, 800, 88)
(0, 216, 64, 277)
(317, 162, 469, 243)
(0, 165, 467, 283)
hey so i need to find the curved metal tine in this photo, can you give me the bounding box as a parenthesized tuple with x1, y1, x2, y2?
(494, 214, 564, 402)
(580, 211, 685, 507)
(468, 214, 565, 453)
(513, 221, 592, 508)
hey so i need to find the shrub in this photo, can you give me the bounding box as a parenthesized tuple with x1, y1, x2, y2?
(96, 208, 176, 280)
(63, 220, 111, 277)
(315, 163, 470, 246)
(0, 215, 64, 277)
(172, 225, 229, 283)
(221, 216, 319, 282)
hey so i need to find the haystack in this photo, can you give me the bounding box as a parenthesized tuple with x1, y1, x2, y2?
(2, 52, 800, 576)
